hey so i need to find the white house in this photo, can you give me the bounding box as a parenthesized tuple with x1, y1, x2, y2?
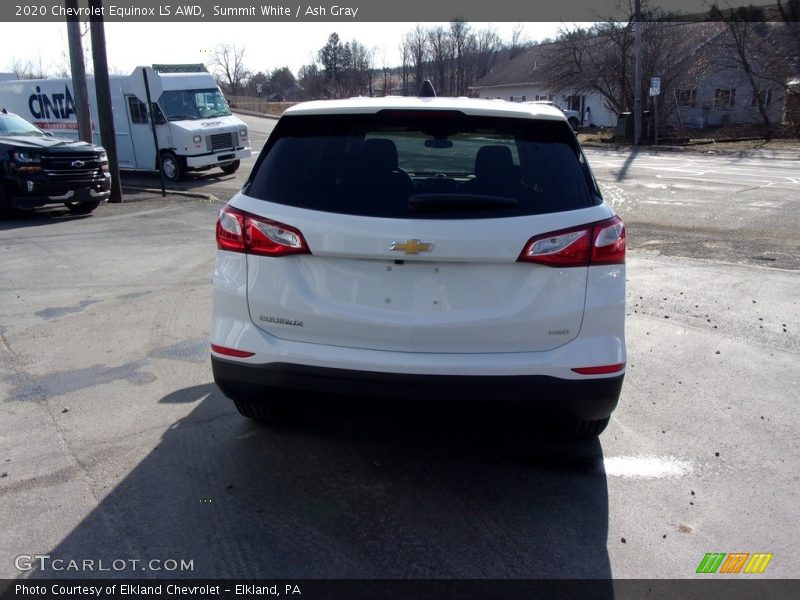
(471, 24, 794, 131)
(469, 43, 619, 127)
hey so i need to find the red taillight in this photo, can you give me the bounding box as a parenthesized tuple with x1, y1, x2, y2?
(211, 343, 255, 358)
(590, 216, 626, 266)
(518, 216, 625, 267)
(216, 205, 310, 257)
(572, 363, 626, 375)
(216, 206, 246, 252)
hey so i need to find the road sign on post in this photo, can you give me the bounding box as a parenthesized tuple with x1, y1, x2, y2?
(649, 77, 661, 147)
(650, 77, 661, 97)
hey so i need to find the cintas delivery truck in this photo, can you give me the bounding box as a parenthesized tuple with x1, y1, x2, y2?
(0, 64, 251, 181)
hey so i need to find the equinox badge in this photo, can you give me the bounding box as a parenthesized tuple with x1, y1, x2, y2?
(390, 239, 434, 255)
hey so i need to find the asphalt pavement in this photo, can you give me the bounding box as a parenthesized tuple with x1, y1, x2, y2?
(0, 184, 797, 579)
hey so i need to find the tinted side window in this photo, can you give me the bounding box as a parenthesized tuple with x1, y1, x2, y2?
(127, 96, 148, 124)
(246, 112, 600, 219)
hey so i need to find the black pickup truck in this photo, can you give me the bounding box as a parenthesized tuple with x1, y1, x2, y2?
(0, 109, 111, 218)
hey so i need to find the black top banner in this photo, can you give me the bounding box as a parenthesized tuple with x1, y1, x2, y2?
(0, 0, 794, 22)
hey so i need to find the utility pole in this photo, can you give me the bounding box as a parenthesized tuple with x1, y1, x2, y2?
(65, 0, 92, 143)
(88, 0, 123, 203)
(634, 0, 642, 146)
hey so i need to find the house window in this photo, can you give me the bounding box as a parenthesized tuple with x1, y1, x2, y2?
(714, 88, 736, 109)
(521, 95, 526, 101)
(566, 95, 584, 112)
(751, 89, 771, 107)
(677, 89, 697, 107)
(534, 94, 553, 102)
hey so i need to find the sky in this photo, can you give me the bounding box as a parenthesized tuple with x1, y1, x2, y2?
(0, 21, 584, 79)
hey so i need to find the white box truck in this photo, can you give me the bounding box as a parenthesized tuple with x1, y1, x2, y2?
(0, 64, 251, 181)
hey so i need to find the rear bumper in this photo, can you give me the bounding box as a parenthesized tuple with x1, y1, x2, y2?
(212, 356, 623, 421)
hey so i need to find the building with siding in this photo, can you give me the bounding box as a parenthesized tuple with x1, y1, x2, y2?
(470, 23, 793, 130)
(468, 43, 619, 128)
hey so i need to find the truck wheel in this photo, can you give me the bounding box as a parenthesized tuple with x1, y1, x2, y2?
(568, 117, 580, 132)
(220, 160, 240, 175)
(65, 200, 101, 215)
(160, 151, 185, 182)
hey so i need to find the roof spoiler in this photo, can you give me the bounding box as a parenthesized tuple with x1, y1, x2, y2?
(417, 80, 436, 98)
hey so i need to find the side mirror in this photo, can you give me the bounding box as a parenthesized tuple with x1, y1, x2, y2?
(44, 131, 53, 137)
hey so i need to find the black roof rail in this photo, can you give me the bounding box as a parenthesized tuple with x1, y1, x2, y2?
(417, 80, 436, 98)
(1, 108, 8, 114)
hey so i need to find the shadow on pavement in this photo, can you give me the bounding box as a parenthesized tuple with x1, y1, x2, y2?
(614, 147, 641, 182)
(0, 206, 92, 230)
(121, 170, 236, 193)
(29, 383, 613, 586)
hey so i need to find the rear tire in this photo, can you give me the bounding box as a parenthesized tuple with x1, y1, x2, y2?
(220, 160, 240, 175)
(232, 397, 289, 424)
(160, 151, 185, 182)
(563, 417, 610, 439)
(65, 200, 101, 215)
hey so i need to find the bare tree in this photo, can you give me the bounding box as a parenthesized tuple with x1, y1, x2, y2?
(348, 40, 375, 97)
(776, 0, 800, 61)
(539, 24, 633, 115)
(710, 2, 799, 133)
(471, 27, 502, 84)
(54, 48, 72, 79)
(428, 26, 451, 94)
(208, 44, 249, 96)
(449, 19, 471, 96)
(8, 56, 48, 79)
(404, 25, 429, 93)
(378, 49, 391, 96)
(539, 8, 710, 122)
(776, 0, 800, 134)
(393, 21, 504, 97)
(399, 39, 411, 95)
(509, 24, 530, 60)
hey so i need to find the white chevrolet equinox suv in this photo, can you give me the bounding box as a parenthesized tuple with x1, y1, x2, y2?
(211, 92, 626, 437)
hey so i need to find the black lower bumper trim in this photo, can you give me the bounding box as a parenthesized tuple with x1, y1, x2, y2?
(211, 357, 623, 421)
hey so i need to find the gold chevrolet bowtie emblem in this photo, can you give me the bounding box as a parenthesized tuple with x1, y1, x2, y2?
(390, 239, 433, 254)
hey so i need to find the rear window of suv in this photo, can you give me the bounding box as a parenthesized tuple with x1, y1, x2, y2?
(245, 110, 601, 219)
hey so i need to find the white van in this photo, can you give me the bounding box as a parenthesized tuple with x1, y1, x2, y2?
(0, 64, 250, 181)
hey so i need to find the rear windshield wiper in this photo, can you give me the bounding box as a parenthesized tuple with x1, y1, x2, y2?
(409, 193, 518, 212)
